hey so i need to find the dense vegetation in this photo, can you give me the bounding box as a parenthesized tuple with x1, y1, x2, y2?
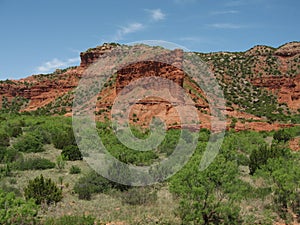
(0, 113, 299, 224)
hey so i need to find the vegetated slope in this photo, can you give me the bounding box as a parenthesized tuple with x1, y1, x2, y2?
(0, 114, 300, 224)
(0, 42, 299, 131)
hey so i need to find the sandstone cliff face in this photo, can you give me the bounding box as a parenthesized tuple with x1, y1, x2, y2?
(248, 42, 300, 110)
(0, 42, 299, 131)
(116, 57, 184, 94)
(251, 74, 300, 109)
(0, 70, 79, 111)
(80, 43, 117, 67)
(274, 42, 300, 57)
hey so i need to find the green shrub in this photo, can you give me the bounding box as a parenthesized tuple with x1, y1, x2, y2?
(0, 131, 10, 147)
(13, 134, 44, 153)
(249, 143, 290, 175)
(0, 183, 22, 197)
(273, 129, 292, 143)
(73, 183, 92, 200)
(74, 171, 128, 200)
(69, 165, 81, 174)
(0, 146, 6, 162)
(74, 171, 111, 200)
(237, 154, 250, 166)
(5, 123, 23, 138)
(0, 189, 38, 225)
(230, 117, 238, 129)
(24, 175, 63, 205)
(0, 164, 12, 178)
(2, 148, 22, 163)
(44, 215, 96, 225)
(61, 145, 82, 161)
(15, 157, 55, 170)
(29, 128, 51, 144)
(121, 187, 157, 205)
(51, 127, 76, 149)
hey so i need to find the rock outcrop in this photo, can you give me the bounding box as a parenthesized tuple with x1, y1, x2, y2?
(80, 43, 118, 67)
(251, 74, 300, 109)
(0, 41, 299, 131)
(0, 70, 79, 111)
(274, 42, 300, 57)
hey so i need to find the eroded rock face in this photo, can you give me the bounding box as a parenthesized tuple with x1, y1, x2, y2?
(274, 42, 300, 57)
(116, 60, 184, 94)
(112, 49, 194, 128)
(0, 71, 79, 111)
(251, 74, 300, 109)
(235, 121, 294, 132)
(0, 42, 299, 131)
(80, 43, 117, 67)
(289, 137, 300, 151)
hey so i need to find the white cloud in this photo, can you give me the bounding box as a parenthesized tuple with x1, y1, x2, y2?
(36, 57, 80, 73)
(147, 9, 166, 21)
(208, 23, 243, 29)
(115, 22, 144, 40)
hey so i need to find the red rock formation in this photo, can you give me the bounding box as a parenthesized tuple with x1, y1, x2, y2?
(289, 137, 300, 151)
(0, 70, 79, 111)
(0, 42, 299, 132)
(274, 42, 300, 57)
(80, 43, 117, 67)
(235, 121, 294, 132)
(251, 74, 300, 109)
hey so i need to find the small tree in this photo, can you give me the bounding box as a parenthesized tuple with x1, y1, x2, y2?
(262, 158, 300, 222)
(170, 155, 242, 224)
(61, 145, 82, 161)
(51, 127, 76, 149)
(24, 175, 63, 205)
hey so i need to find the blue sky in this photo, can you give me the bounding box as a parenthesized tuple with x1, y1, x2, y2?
(0, 0, 299, 79)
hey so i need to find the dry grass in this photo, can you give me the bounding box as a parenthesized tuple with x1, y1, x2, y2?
(3, 144, 180, 224)
(40, 187, 179, 224)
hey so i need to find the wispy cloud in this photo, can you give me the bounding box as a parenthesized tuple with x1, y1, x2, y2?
(210, 10, 239, 15)
(208, 23, 243, 29)
(147, 9, 166, 21)
(178, 36, 213, 43)
(225, 0, 245, 7)
(36, 57, 80, 73)
(114, 22, 144, 40)
(174, 0, 197, 4)
(178, 36, 220, 46)
(224, 0, 264, 7)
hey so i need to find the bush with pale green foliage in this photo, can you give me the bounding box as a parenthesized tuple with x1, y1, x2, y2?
(14, 157, 55, 171)
(0, 189, 38, 225)
(13, 133, 44, 153)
